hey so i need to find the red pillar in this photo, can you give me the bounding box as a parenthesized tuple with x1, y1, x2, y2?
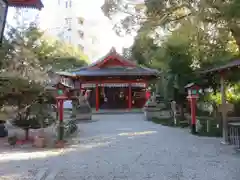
(128, 83, 132, 110)
(96, 83, 99, 111)
(190, 97, 197, 134)
(59, 99, 64, 122)
(145, 83, 149, 103)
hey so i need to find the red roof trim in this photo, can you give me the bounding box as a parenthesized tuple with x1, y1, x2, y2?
(90, 50, 136, 69)
(94, 55, 135, 68)
(7, 0, 43, 10)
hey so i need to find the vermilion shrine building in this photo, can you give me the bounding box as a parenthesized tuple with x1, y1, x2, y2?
(56, 48, 159, 111)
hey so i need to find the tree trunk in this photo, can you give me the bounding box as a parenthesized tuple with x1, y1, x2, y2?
(230, 24, 240, 53)
(25, 128, 29, 140)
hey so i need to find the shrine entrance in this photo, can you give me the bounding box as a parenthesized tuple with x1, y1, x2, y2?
(56, 47, 159, 111)
(85, 84, 147, 110)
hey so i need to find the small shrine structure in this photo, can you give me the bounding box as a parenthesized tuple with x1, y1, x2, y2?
(56, 48, 160, 111)
(200, 59, 240, 144)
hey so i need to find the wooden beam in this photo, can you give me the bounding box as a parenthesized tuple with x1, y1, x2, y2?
(81, 79, 147, 84)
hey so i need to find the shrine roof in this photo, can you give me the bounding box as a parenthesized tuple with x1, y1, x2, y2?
(88, 47, 137, 68)
(200, 59, 240, 74)
(71, 66, 159, 77)
(56, 48, 160, 78)
(7, 0, 44, 10)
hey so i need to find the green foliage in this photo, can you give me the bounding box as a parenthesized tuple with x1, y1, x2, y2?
(8, 135, 17, 145)
(102, 0, 240, 52)
(151, 117, 174, 126)
(11, 96, 56, 140)
(64, 120, 78, 137)
(196, 118, 222, 137)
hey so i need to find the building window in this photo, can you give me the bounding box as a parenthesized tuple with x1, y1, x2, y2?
(65, 0, 72, 8)
(78, 30, 84, 38)
(65, 17, 72, 30)
(65, 18, 72, 25)
(77, 17, 84, 25)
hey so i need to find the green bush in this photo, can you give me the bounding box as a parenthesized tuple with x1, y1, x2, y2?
(151, 117, 174, 126)
(64, 120, 78, 137)
(197, 118, 222, 137)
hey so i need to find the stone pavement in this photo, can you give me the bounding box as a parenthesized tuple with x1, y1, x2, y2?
(0, 113, 240, 180)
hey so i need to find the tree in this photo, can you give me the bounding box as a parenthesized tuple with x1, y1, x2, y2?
(20, 24, 89, 71)
(0, 20, 88, 138)
(102, 0, 240, 53)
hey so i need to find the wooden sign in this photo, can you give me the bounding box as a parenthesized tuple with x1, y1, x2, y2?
(218, 103, 234, 113)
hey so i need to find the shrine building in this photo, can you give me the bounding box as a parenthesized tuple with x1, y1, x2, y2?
(56, 48, 159, 111)
(7, 0, 43, 9)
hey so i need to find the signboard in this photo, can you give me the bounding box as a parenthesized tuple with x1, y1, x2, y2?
(218, 103, 234, 113)
(0, 0, 7, 44)
(82, 83, 146, 88)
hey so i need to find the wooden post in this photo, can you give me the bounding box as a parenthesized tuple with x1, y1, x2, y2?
(96, 83, 99, 111)
(128, 83, 132, 110)
(79, 83, 82, 93)
(220, 73, 228, 144)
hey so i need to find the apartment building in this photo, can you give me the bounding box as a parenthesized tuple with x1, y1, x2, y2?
(44, 0, 85, 51)
(41, 0, 117, 60)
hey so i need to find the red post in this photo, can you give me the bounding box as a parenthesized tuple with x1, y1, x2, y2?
(96, 83, 99, 111)
(59, 99, 64, 122)
(128, 83, 132, 109)
(188, 96, 197, 134)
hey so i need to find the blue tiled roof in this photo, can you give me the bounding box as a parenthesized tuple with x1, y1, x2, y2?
(71, 66, 159, 77)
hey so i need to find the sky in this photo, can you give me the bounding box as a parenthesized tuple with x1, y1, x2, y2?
(5, 0, 134, 61)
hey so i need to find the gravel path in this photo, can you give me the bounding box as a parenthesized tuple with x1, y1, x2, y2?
(0, 113, 240, 180)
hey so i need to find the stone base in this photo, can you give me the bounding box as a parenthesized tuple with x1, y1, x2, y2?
(220, 141, 229, 145)
(55, 140, 66, 148)
(144, 110, 171, 120)
(76, 114, 92, 121)
(33, 137, 46, 148)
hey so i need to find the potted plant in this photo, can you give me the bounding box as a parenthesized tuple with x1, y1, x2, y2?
(8, 134, 17, 146)
(33, 128, 46, 148)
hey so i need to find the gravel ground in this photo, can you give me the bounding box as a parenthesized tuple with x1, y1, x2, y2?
(0, 113, 240, 180)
